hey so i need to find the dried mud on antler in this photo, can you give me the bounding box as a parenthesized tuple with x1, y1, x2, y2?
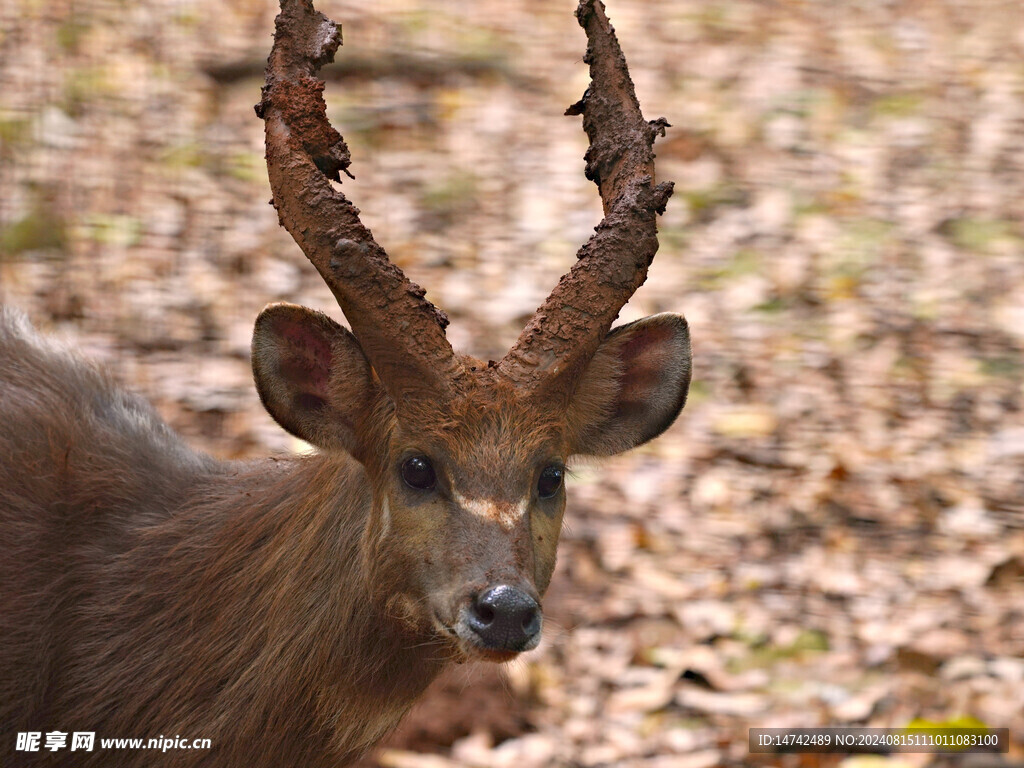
(497, 0, 675, 404)
(257, 0, 461, 406)
(258, 0, 676, 410)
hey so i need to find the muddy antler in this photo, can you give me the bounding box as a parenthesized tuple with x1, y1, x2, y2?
(497, 0, 674, 405)
(257, 0, 465, 408)
(258, 0, 671, 412)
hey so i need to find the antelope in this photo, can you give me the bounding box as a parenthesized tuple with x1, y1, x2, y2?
(0, 0, 690, 765)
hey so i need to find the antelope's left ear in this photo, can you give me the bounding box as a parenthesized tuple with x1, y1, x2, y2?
(566, 313, 691, 456)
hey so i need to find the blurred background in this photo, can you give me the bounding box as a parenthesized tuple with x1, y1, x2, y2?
(1, 0, 1022, 765)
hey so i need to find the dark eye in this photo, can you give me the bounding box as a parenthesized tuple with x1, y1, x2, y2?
(401, 455, 436, 491)
(537, 465, 564, 499)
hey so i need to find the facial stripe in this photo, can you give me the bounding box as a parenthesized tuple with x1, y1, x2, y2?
(452, 489, 528, 530)
(379, 497, 391, 541)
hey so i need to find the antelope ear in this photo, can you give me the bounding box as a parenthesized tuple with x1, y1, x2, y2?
(251, 303, 377, 455)
(567, 313, 691, 456)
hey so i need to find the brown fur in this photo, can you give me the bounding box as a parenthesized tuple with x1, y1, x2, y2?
(0, 309, 442, 767)
(0, 304, 689, 767)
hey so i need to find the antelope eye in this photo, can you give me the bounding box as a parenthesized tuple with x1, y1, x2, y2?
(537, 465, 564, 499)
(401, 456, 436, 491)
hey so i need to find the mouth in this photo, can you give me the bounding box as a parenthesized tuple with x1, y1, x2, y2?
(431, 613, 537, 663)
(469, 648, 520, 663)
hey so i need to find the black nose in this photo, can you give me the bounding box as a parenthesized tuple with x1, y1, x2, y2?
(465, 585, 541, 651)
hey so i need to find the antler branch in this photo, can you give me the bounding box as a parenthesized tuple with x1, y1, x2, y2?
(256, 0, 464, 407)
(497, 0, 674, 404)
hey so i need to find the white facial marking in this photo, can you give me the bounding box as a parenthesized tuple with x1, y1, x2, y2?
(452, 489, 529, 530)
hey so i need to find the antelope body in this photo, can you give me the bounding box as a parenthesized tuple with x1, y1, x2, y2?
(0, 0, 690, 766)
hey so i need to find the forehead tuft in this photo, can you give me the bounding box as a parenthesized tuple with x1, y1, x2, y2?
(446, 396, 561, 463)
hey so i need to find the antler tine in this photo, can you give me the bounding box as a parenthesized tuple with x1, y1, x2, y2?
(497, 0, 674, 404)
(257, 0, 464, 408)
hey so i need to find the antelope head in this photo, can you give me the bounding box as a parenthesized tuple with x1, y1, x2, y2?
(253, 0, 690, 662)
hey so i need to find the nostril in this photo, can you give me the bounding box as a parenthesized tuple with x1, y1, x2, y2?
(522, 609, 540, 634)
(476, 603, 495, 625)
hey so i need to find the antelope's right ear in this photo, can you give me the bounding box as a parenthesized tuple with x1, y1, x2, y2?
(252, 303, 377, 456)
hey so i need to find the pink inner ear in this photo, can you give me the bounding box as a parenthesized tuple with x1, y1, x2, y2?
(618, 324, 674, 401)
(274, 317, 334, 395)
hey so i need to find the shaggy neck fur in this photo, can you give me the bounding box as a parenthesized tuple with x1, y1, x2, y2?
(11, 457, 445, 768)
(0, 311, 445, 768)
